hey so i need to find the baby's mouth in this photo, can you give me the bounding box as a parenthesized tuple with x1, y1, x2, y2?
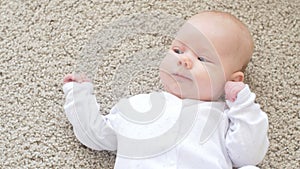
(171, 73, 192, 81)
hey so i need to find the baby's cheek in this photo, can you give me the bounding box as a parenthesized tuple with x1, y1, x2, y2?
(207, 68, 227, 99)
(160, 72, 176, 89)
(159, 71, 169, 87)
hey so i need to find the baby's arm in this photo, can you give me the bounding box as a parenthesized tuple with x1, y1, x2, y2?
(63, 74, 117, 151)
(224, 81, 269, 167)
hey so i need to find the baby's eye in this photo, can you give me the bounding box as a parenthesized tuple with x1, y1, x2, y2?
(198, 56, 207, 62)
(173, 48, 184, 54)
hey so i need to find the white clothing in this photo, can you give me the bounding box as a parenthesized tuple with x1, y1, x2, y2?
(63, 82, 269, 169)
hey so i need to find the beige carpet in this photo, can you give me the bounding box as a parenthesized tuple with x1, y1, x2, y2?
(0, 0, 299, 168)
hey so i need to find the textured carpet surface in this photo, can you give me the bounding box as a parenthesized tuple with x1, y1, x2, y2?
(0, 0, 299, 168)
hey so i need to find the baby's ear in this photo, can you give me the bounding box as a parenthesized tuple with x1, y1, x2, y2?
(229, 71, 244, 82)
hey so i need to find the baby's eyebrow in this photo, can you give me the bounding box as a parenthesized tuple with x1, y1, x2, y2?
(173, 39, 202, 58)
(172, 40, 184, 46)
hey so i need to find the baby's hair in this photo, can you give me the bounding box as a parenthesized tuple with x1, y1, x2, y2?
(199, 10, 254, 72)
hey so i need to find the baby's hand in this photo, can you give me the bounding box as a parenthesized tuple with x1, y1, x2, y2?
(224, 81, 246, 102)
(63, 73, 91, 84)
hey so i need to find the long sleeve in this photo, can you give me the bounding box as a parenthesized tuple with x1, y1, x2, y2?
(225, 85, 269, 167)
(63, 82, 117, 151)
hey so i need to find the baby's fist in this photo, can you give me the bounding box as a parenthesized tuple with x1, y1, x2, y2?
(224, 81, 246, 102)
(63, 73, 91, 84)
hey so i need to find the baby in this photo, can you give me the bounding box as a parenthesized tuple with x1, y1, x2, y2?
(63, 11, 269, 169)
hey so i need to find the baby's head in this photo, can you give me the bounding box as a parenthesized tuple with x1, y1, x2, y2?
(159, 11, 254, 101)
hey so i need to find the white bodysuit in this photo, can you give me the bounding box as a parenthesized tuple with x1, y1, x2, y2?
(63, 82, 269, 169)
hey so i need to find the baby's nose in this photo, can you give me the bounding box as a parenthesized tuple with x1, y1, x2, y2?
(178, 56, 193, 69)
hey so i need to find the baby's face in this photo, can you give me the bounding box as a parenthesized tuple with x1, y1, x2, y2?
(159, 13, 245, 100)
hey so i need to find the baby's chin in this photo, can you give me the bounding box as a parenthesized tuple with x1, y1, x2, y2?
(162, 84, 183, 99)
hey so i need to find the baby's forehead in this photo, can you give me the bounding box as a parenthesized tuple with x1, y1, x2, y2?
(175, 23, 208, 46)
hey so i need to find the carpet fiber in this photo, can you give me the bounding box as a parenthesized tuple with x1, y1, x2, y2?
(0, 0, 299, 168)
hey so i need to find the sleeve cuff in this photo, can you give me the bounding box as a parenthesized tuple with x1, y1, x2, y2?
(63, 82, 94, 96)
(62, 82, 74, 95)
